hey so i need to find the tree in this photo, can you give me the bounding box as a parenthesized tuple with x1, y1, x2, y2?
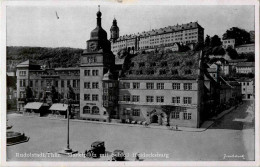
(210, 35, 222, 47)
(25, 86, 33, 102)
(68, 85, 75, 100)
(226, 46, 239, 59)
(161, 105, 174, 126)
(205, 35, 210, 47)
(51, 86, 59, 103)
(223, 27, 251, 46)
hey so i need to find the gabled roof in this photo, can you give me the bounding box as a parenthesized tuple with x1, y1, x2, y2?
(16, 60, 41, 70)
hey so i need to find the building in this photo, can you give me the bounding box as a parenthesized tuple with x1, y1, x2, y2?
(235, 43, 255, 54)
(110, 20, 204, 55)
(238, 78, 254, 100)
(16, 60, 80, 112)
(15, 8, 241, 128)
(249, 31, 255, 43)
(236, 62, 255, 74)
(80, 8, 116, 122)
(222, 39, 235, 49)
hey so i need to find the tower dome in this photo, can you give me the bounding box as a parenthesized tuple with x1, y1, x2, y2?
(110, 18, 119, 42)
(90, 6, 107, 40)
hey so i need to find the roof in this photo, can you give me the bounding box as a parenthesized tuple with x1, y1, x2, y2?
(16, 60, 41, 70)
(237, 62, 255, 67)
(228, 59, 247, 63)
(207, 68, 217, 73)
(24, 102, 43, 110)
(236, 43, 255, 48)
(114, 22, 203, 42)
(49, 103, 68, 111)
(54, 67, 79, 71)
(120, 51, 202, 80)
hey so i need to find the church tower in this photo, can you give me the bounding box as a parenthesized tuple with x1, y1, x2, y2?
(80, 6, 115, 122)
(110, 18, 119, 42)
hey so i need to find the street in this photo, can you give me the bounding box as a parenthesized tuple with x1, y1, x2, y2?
(6, 101, 254, 161)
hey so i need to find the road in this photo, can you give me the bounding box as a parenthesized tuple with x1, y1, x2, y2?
(6, 101, 255, 161)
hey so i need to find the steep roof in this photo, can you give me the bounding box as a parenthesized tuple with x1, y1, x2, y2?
(120, 51, 202, 80)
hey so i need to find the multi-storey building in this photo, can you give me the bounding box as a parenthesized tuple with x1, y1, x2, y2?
(236, 62, 255, 74)
(110, 20, 204, 55)
(222, 39, 235, 49)
(235, 43, 255, 54)
(16, 60, 80, 112)
(238, 78, 254, 100)
(15, 8, 242, 128)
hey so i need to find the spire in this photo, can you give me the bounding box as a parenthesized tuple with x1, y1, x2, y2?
(96, 5, 102, 27)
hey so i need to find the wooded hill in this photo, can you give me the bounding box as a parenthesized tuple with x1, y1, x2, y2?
(6, 46, 83, 70)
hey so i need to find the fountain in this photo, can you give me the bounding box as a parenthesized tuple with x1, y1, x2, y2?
(6, 120, 29, 146)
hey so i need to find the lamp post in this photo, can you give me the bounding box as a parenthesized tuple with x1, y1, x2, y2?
(58, 86, 78, 155)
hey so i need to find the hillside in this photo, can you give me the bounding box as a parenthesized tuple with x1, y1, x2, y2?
(6, 46, 83, 71)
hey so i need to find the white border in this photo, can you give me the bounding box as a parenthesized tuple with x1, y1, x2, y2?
(1, 0, 259, 167)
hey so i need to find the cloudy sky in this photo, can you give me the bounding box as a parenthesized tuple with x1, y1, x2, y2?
(6, 4, 254, 49)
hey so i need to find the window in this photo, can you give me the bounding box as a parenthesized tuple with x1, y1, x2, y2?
(132, 109, 140, 116)
(84, 70, 90, 76)
(83, 106, 91, 114)
(146, 96, 154, 102)
(172, 70, 178, 75)
(183, 113, 192, 120)
(123, 95, 131, 102)
(67, 80, 70, 87)
(183, 97, 192, 104)
(19, 71, 26, 76)
(157, 83, 164, 89)
(247, 82, 249, 86)
(123, 108, 130, 115)
(123, 82, 130, 89)
(156, 96, 164, 102)
(35, 80, 38, 86)
(146, 83, 154, 89)
(30, 80, 33, 87)
(185, 70, 191, 74)
(171, 112, 179, 119)
(133, 82, 140, 89)
(41, 81, 44, 87)
(20, 79, 26, 87)
(132, 95, 140, 102)
(84, 94, 90, 101)
(172, 97, 180, 103)
(92, 82, 99, 89)
(61, 80, 64, 88)
(73, 80, 77, 88)
(172, 83, 180, 90)
(92, 106, 99, 114)
(92, 94, 99, 101)
(84, 82, 91, 89)
(92, 70, 99, 76)
(184, 83, 192, 90)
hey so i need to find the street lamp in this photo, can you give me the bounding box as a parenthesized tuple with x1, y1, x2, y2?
(58, 85, 78, 155)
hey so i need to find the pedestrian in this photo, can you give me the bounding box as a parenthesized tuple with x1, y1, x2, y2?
(135, 153, 140, 161)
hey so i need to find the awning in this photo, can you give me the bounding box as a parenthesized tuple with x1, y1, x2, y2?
(49, 103, 68, 111)
(24, 102, 43, 110)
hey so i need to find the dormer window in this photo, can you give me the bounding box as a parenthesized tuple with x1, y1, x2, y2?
(185, 70, 192, 74)
(173, 61, 180, 66)
(172, 70, 178, 75)
(139, 62, 145, 67)
(159, 69, 166, 75)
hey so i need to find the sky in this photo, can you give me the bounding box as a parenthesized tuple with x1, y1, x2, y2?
(6, 5, 255, 49)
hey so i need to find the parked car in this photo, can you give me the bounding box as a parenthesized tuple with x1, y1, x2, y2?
(112, 150, 125, 161)
(85, 141, 105, 158)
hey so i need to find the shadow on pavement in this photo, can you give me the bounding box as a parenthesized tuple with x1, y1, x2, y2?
(209, 101, 254, 130)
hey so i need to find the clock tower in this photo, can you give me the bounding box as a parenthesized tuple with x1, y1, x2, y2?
(80, 6, 115, 121)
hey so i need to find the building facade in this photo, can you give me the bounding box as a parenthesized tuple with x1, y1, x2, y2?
(235, 44, 255, 54)
(238, 78, 254, 100)
(16, 60, 80, 112)
(236, 62, 255, 74)
(110, 20, 204, 55)
(222, 39, 235, 49)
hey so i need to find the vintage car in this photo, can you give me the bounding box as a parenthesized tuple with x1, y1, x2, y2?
(85, 141, 106, 158)
(112, 149, 125, 161)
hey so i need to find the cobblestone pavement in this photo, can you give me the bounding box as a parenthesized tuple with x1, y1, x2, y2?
(6, 101, 254, 161)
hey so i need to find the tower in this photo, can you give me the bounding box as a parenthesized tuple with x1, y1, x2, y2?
(80, 6, 115, 121)
(110, 18, 119, 42)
